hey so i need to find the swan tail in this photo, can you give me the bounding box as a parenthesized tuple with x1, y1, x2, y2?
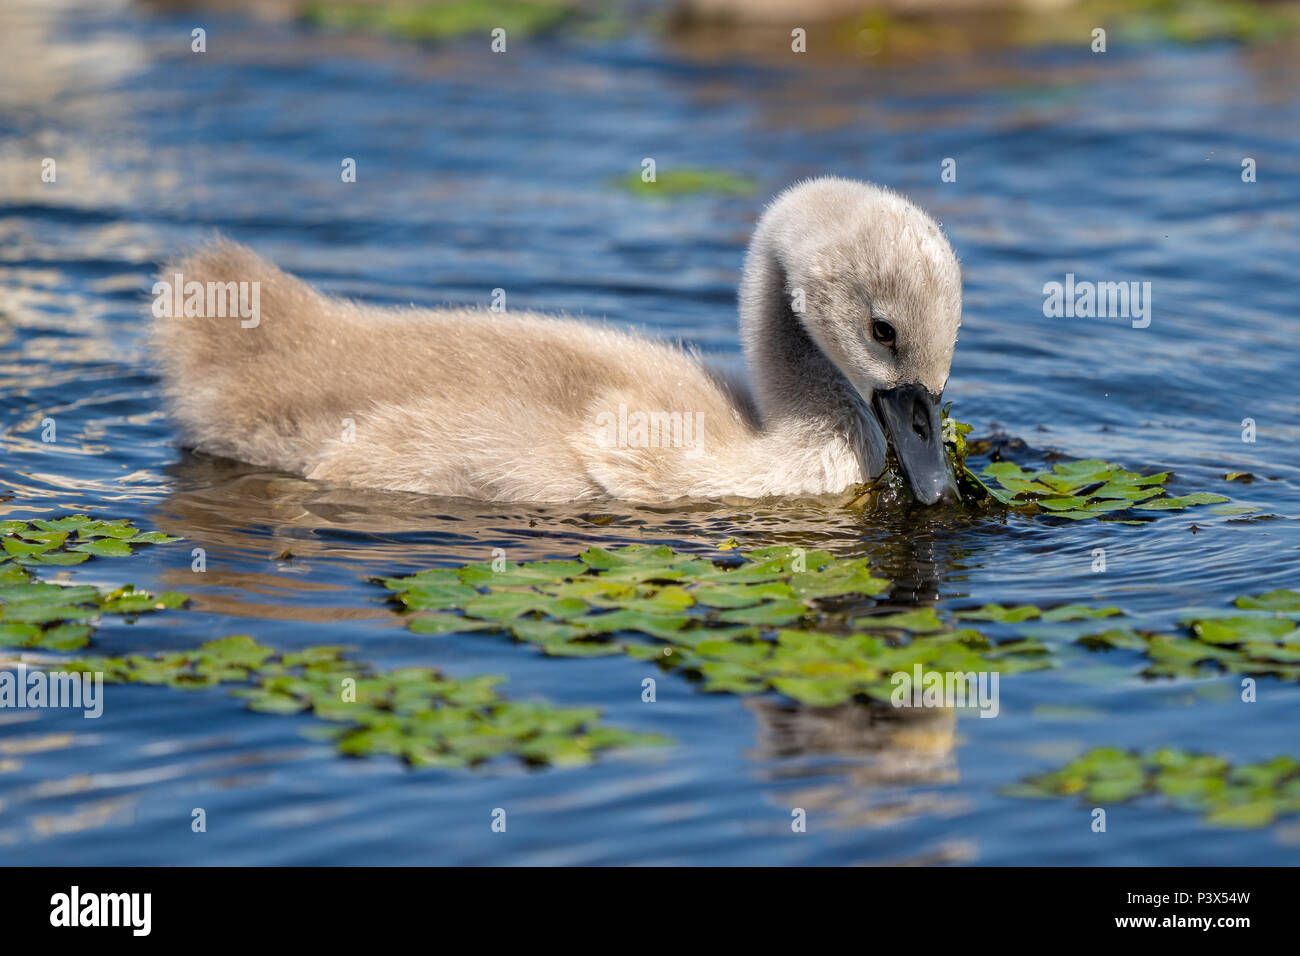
(152, 239, 338, 472)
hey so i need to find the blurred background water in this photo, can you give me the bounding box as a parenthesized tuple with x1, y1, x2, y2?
(0, 0, 1297, 864)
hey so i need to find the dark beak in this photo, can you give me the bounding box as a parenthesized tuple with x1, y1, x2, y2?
(872, 383, 958, 506)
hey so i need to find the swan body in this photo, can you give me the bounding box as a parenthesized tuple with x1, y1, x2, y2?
(155, 177, 962, 504)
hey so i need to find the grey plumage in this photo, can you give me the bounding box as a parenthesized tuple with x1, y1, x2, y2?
(155, 177, 962, 503)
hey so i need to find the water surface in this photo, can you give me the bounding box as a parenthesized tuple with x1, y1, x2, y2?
(1, 0, 1298, 864)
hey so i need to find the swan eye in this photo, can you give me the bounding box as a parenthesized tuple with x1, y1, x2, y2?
(871, 319, 896, 346)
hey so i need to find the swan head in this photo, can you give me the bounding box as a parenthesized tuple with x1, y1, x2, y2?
(744, 177, 962, 505)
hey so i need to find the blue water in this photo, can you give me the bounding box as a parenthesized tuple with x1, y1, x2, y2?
(1, 0, 1298, 864)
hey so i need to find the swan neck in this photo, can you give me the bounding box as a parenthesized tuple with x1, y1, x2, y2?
(739, 243, 852, 423)
(738, 238, 888, 478)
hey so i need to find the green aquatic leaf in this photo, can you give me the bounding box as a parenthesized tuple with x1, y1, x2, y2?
(200, 635, 276, 668)
(1087, 774, 1149, 803)
(1111, 471, 1170, 487)
(1038, 467, 1112, 495)
(1133, 493, 1231, 511)
(508, 619, 586, 644)
(406, 613, 499, 635)
(0, 565, 32, 586)
(1041, 605, 1122, 622)
(304, 0, 577, 41)
(982, 461, 1038, 482)
(463, 592, 588, 620)
(1089, 483, 1164, 502)
(376, 568, 462, 590)
(601, 586, 695, 614)
(984, 484, 1024, 505)
(1238, 643, 1300, 663)
(127, 531, 181, 544)
(769, 677, 857, 707)
(613, 167, 758, 198)
(76, 520, 138, 540)
(853, 607, 946, 632)
(1204, 802, 1278, 828)
(716, 600, 807, 627)
(1013, 749, 1300, 832)
(30, 515, 96, 532)
(99, 586, 189, 615)
(69, 538, 134, 558)
(393, 583, 479, 611)
(1235, 590, 1300, 612)
(1, 582, 102, 606)
(1076, 628, 1148, 652)
(459, 559, 585, 587)
(17, 551, 91, 566)
(1037, 496, 1091, 511)
(575, 608, 688, 640)
(2, 538, 53, 557)
(694, 557, 789, 585)
(788, 562, 890, 599)
(539, 640, 625, 658)
(692, 581, 795, 608)
(696, 669, 767, 695)
(1081, 499, 1132, 513)
(29, 623, 93, 651)
(17, 529, 68, 547)
(1190, 616, 1297, 644)
(1208, 504, 1259, 516)
(1051, 458, 1113, 476)
(954, 604, 1041, 623)
(746, 546, 837, 570)
(0, 601, 99, 625)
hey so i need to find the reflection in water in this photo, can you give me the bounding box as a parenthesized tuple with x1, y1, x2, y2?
(748, 695, 965, 832)
(150, 450, 976, 621)
(154, 451, 879, 554)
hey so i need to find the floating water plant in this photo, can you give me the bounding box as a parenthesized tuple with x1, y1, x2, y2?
(955, 604, 1123, 623)
(303, 0, 576, 40)
(0, 515, 179, 568)
(638, 625, 1049, 705)
(612, 168, 759, 198)
(61, 636, 664, 768)
(0, 516, 185, 648)
(379, 544, 1054, 705)
(1126, 591, 1300, 681)
(978, 589, 1300, 681)
(978, 460, 1232, 519)
(940, 418, 1231, 520)
(1, 513, 660, 769)
(828, 0, 1300, 64)
(382, 543, 884, 645)
(1008, 747, 1300, 828)
(381, 541, 1300, 705)
(0, 581, 188, 651)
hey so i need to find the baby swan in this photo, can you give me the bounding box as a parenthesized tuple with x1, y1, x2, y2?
(155, 177, 962, 504)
